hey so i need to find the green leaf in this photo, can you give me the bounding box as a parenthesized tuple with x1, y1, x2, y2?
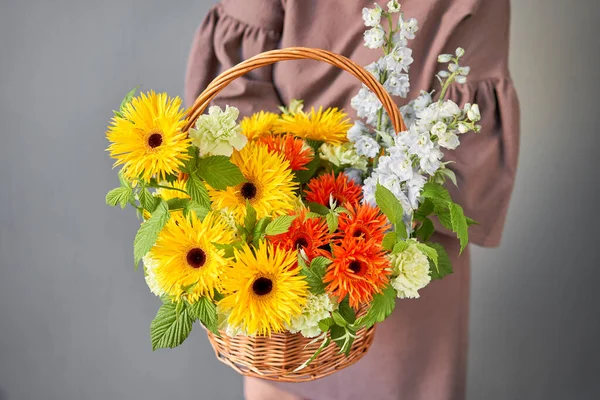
(293, 335, 330, 372)
(427, 242, 453, 280)
(416, 218, 435, 242)
(330, 324, 356, 356)
(265, 215, 296, 236)
(189, 297, 219, 335)
(186, 200, 210, 220)
(185, 174, 211, 208)
(416, 242, 439, 267)
(466, 216, 479, 227)
(118, 169, 132, 189)
(150, 301, 193, 350)
(437, 167, 458, 186)
(252, 216, 272, 247)
(392, 240, 409, 254)
(449, 203, 469, 253)
(139, 187, 159, 213)
(381, 232, 397, 252)
(421, 182, 452, 202)
(213, 241, 243, 259)
(106, 187, 132, 209)
(166, 197, 189, 212)
(355, 284, 396, 329)
(318, 317, 334, 332)
(119, 86, 138, 113)
(300, 256, 331, 295)
(414, 198, 434, 221)
(326, 211, 339, 234)
(331, 311, 347, 327)
(294, 156, 320, 184)
(196, 156, 245, 190)
(338, 298, 356, 324)
(375, 184, 403, 226)
(306, 201, 330, 215)
(133, 200, 169, 268)
(244, 202, 257, 233)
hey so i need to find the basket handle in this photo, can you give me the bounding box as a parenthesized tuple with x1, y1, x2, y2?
(184, 47, 406, 133)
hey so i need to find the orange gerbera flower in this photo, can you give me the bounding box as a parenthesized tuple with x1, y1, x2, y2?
(304, 173, 362, 208)
(266, 208, 332, 261)
(258, 134, 314, 171)
(324, 237, 390, 308)
(337, 202, 390, 244)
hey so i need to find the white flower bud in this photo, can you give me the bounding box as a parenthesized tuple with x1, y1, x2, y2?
(455, 47, 465, 57)
(455, 75, 467, 84)
(437, 70, 451, 78)
(387, 0, 401, 12)
(448, 63, 458, 73)
(467, 104, 481, 122)
(458, 66, 471, 76)
(458, 122, 470, 134)
(437, 54, 452, 63)
(474, 124, 482, 133)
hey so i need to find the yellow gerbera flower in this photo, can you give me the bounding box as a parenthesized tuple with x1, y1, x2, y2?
(106, 91, 191, 182)
(148, 211, 235, 303)
(240, 111, 280, 140)
(208, 142, 298, 223)
(273, 107, 352, 144)
(219, 241, 309, 336)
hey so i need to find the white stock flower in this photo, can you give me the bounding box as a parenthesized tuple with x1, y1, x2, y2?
(189, 105, 247, 157)
(430, 121, 448, 136)
(344, 168, 365, 184)
(354, 135, 381, 158)
(440, 100, 461, 118)
(437, 130, 460, 150)
(351, 87, 382, 126)
(364, 26, 386, 49)
(384, 72, 410, 97)
(362, 4, 383, 27)
(387, 0, 400, 12)
(142, 254, 164, 297)
(288, 293, 336, 338)
(458, 122, 470, 134)
(399, 17, 419, 40)
(384, 46, 414, 73)
(320, 142, 368, 171)
(406, 172, 426, 208)
(390, 240, 431, 298)
(347, 120, 370, 142)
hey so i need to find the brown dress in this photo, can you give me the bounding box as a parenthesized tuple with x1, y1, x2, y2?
(185, 1, 519, 399)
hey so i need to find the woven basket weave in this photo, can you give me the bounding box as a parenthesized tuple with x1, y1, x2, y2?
(186, 48, 406, 382)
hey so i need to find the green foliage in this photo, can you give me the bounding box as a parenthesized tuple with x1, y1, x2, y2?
(375, 184, 403, 226)
(139, 187, 159, 213)
(113, 86, 138, 118)
(300, 256, 330, 295)
(415, 218, 435, 242)
(427, 242, 453, 280)
(196, 156, 245, 190)
(150, 301, 193, 350)
(338, 298, 356, 324)
(105, 187, 132, 209)
(306, 201, 330, 215)
(330, 324, 356, 356)
(415, 242, 438, 267)
(449, 203, 468, 253)
(354, 284, 396, 329)
(185, 174, 211, 208)
(318, 317, 334, 332)
(244, 202, 257, 232)
(381, 232, 397, 252)
(189, 297, 219, 335)
(252, 216, 273, 247)
(326, 211, 339, 234)
(392, 240, 409, 254)
(186, 200, 209, 220)
(294, 156, 320, 184)
(264, 215, 296, 236)
(414, 198, 434, 221)
(133, 200, 169, 268)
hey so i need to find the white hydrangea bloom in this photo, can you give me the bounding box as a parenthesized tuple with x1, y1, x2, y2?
(320, 142, 368, 171)
(189, 105, 247, 157)
(390, 240, 431, 299)
(288, 293, 336, 338)
(351, 87, 382, 126)
(142, 254, 164, 297)
(364, 26, 386, 49)
(362, 4, 383, 27)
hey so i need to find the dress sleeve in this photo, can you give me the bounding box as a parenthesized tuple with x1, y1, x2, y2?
(438, 77, 520, 247)
(184, 0, 284, 114)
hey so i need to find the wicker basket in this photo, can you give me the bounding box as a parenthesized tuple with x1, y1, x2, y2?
(185, 48, 406, 382)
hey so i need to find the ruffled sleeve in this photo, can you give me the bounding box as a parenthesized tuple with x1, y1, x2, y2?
(439, 77, 520, 247)
(184, 0, 284, 113)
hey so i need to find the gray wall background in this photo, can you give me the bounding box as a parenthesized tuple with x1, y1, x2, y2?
(0, 0, 598, 399)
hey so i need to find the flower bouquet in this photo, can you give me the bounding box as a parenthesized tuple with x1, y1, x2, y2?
(105, 2, 480, 381)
